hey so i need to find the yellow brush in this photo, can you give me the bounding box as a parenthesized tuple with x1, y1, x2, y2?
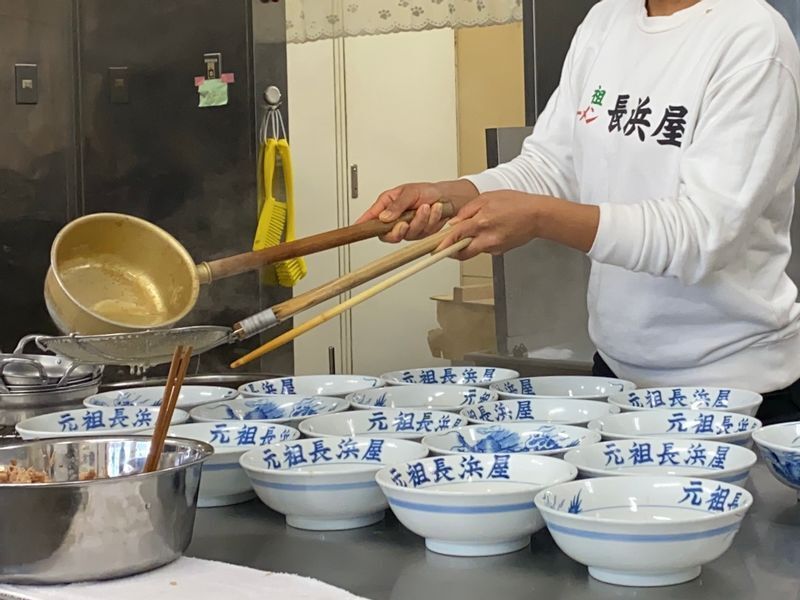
(252, 137, 306, 287)
(273, 138, 307, 287)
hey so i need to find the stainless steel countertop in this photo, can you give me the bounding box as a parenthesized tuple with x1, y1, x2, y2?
(188, 462, 800, 600)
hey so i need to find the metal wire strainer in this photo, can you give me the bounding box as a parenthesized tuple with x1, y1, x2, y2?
(16, 327, 235, 371)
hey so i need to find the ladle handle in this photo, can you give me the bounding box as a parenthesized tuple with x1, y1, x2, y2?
(196, 202, 455, 284)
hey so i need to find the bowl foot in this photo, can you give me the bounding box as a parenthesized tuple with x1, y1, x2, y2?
(286, 511, 384, 531)
(198, 490, 256, 508)
(425, 537, 529, 557)
(588, 566, 701, 587)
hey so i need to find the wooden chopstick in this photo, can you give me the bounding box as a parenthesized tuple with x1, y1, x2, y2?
(233, 227, 456, 340)
(230, 237, 472, 368)
(144, 345, 193, 472)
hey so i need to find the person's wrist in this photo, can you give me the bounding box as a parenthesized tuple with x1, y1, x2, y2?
(527, 194, 550, 239)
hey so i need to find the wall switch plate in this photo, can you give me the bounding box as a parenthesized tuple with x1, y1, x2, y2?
(108, 67, 129, 104)
(15, 64, 38, 104)
(203, 52, 222, 79)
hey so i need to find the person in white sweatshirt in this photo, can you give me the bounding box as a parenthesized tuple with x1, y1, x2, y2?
(357, 0, 800, 424)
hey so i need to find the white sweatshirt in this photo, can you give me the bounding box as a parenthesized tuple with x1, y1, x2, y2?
(466, 0, 800, 392)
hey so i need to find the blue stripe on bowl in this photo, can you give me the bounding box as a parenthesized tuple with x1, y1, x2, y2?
(250, 479, 376, 492)
(718, 471, 749, 483)
(202, 462, 242, 472)
(387, 497, 535, 514)
(546, 521, 740, 542)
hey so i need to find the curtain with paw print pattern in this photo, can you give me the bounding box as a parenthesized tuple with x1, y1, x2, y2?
(285, 0, 522, 43)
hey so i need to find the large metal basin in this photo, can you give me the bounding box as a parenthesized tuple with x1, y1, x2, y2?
(0, 435, 212, 583)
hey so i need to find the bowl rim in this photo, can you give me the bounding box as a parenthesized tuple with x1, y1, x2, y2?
(298, 407, 466, 436)
(460, 398, 617, 421)
(751, 421, 800, 452)
(534, 475, 753, 526)
(15, 406, 190, 436)
(238, 374, 384, 395)
(347, 386, 498, 410)
(0, 434, 213, 488)
(189, 395, 346, 423)
(489, 375, 636, 398)
(84, 384, 238, 404)
(239, 436, 429, 476)
(375, 453, 577, 497)
(420, 423, 601, 455)
(167, 420, 300, 454)
(606, 386, 764, 412)
(379, 366, 520, 384)
(587, 409, 762, 439)
(562, 438, 758, 476)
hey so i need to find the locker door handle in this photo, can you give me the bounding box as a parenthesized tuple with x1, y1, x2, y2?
(350, 164, 359, 199)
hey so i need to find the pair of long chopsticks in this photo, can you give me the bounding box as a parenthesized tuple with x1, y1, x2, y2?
(234, 226, 458, 340)
(144, 345, 193, 473)
(231, 236, 472, 368)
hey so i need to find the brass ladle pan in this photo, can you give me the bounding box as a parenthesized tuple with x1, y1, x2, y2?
(45, 204, 453, 337)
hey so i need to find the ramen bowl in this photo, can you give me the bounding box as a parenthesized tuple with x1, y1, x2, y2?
(239, 375, 382, 398)
(240, 436, 427, 530)
(380, 367, 518, 387)
(377, 453, 576, 556)
(607, 387, 762, 417)
(461, 398, 618, 427)
(299, 408, 465, 440)
(422, 423, 600, 457)
(167, 421, 300, 507)
(490, 376, 635, 400)
(348, 385, 496, 412)
(563, 439, 756, 485)
(536, 476, 752, 586)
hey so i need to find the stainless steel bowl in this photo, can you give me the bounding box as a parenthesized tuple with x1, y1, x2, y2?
(0, 435, 213, 583)
(0, 380, 101, 426)
(0, 354, 102, 388)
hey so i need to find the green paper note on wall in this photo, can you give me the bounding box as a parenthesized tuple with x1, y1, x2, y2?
(198, 79, 229, 108)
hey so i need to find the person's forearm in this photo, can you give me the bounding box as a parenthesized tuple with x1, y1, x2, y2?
(532, 196, 600, 254)
(434, 179, 481, 213)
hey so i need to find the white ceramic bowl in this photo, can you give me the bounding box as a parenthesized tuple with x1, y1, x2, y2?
(84, 385, 238, 410)
(422, 423, 600, 457)
(348, 385, 497, 412)
(490, 376, 635, 400)
(563, 439, 757, 485)
(607, 386, 763, 417)
(16, 406, 189, 440)
(376, 453, 576, 556)
(189, 395, 348, 425)
(751, 421, 800, 493)
(588, 410, 761, 446)
(238, 375, 382, 398)
(535, 476, 752, 587)
(461, 398, 618, 427)
(299, 408, 466, 440)
(167, 421, 300, 507)
(380, 367, 518, 387)
(240, 436, 428, 530)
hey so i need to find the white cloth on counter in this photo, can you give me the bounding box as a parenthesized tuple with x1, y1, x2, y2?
(0, 557, 368, 600)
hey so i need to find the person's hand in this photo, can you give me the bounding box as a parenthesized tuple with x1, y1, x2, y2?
(355, 182, 449, 243)
(437, 191, 599, 260)
(436, 191, 540, 260)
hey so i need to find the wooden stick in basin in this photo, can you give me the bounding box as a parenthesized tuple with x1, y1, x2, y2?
(144, 345, 192, 473)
